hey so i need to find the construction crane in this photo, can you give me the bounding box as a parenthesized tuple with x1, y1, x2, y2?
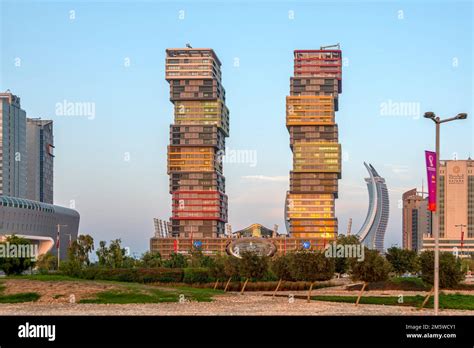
(320, 43, 340, 50)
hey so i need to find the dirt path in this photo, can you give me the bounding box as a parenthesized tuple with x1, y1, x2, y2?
(1, 279, 474, 315)
(1, 292, 473, 316)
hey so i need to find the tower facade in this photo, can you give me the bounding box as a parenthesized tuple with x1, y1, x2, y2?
(26, 118, 54, 204)
(165, 48, 229, 238)
(423, 159, 474, 256)
(0, 92, 27, 198)
(285, 47, 342, 245)
(402, 188, 431, 252)
(357, 163, 389, 253)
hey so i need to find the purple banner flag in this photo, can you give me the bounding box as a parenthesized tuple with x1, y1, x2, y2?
(425, 151, 437, 212)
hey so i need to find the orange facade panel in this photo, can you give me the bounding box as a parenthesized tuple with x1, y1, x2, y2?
(167, 146, 222, 173)
(173, 100, 229, 135)
(286, 96, 335, 126)
(293, 142, 341, 174)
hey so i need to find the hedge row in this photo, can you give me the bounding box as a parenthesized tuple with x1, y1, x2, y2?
(76, 268, 184, 283)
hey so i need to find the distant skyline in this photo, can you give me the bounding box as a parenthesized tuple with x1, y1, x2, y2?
(1, 0, 472, 255)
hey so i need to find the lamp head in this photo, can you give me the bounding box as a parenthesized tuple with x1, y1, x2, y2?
(424, 112, 436, 119)
(456, 113, 468, 120)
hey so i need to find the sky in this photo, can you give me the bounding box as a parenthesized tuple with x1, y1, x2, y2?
(0, 0, 472, 256)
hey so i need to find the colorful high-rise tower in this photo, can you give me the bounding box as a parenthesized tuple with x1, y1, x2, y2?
(285, 45, 342, 246)
(165, 47, 229, 239)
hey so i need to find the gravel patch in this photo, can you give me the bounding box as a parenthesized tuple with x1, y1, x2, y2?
(1, 292, 473, 316)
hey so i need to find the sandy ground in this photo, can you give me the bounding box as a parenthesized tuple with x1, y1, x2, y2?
(2, 279, 122, 304)
(1, 279, 474, 315)
(1, 292, 474, 316)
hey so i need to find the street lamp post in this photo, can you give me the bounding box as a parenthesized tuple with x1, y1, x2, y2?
(424, 111, 467, 315)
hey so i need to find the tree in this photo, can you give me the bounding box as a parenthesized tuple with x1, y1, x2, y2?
(141, 251, 162, 268)
(209, 255, 227, 280)
(332, 234, 361, 275)
(162, 253, 188, 268)
(96, 241, 109, 267)
(77, 234, 94, 266)
(95, 239, 127, 268)
(419, 250, 465, 288)
(350, 248, 392, 283)
(67, 234, 95, 268)
(36, 252, 56, 274)
(188, 249, 214, 268)
(271, 254, 294, 281)
(0, 235, 36, 275)
(223, 255, 241, 280)
(290, 250, 335, 282)
(109, 239, 126, 268)
(239, 252, 268, 281)
(385, 247, 419, 276)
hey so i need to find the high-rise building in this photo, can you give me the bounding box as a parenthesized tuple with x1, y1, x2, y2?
(423, 159, 474, 256)
(285, 46, 343, 245)
(402, 188, 431, 252)
(165, 47, 229, 238)
(26, 118, 54, 204)
(356, 163, 389, 253)
(0, 92, 27, 198)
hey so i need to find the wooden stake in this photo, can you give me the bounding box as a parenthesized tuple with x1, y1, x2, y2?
(240, 278, 249, 295)
(272, 279, 283, 298)
(355, 282, 368, 306)
(419, 286, 434, 310)
(213, 279, 219, 290)
(307, 282, 315, 303)
(224, 277, 232, 292)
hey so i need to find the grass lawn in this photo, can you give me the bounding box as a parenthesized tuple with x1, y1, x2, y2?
(3, 274, 224, 304)
(3, 274, 88, 282)
(79, 286, 223, 304)
(311, 293, 474, 310)
(0, 281, 40, 303)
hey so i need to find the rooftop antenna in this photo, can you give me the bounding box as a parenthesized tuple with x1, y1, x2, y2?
(186, 43, 192, 48)
(320, 43, 340, 50)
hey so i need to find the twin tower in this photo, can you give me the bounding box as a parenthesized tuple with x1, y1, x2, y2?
(164, 46, 342, 247)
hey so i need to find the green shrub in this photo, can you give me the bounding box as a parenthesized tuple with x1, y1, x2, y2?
(72, 267, 184, 283)
(350, 248, 392, 283)
(385, 247, 419, 276)
(140, 251, 162, 268)
(0, 235, 36, 275)
(209, 255, 227, 280)
(290, 250, 335, 282)
(332, 234, 361, 275)
(36, 252, 56, 274)
(223, 256, 241, 281)
(59, 259, 83, 277)
(419, 251, 465, 288)
(137, 268, 183, 283)
(271, 254, 295, 281)
(188, 250, 214, 268)
(162, 253, 188, 268)
(183, 268, 210, 284)
(239, 252, 269, 281)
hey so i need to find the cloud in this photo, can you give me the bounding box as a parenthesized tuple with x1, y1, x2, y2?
(241, 175, 288, 182)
